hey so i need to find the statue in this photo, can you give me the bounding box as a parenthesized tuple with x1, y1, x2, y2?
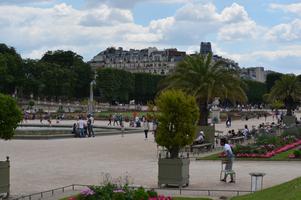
(212, 97, 220, 110)
(211, 97, 220, 124)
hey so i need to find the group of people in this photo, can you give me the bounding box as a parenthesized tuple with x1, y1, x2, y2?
(108, 113, 124, 127)
(72, 114, 94, 138)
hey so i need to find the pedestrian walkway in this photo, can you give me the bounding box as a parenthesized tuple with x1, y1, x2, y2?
(2, 114, 300, 197)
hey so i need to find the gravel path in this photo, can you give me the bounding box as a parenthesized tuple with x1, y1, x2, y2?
(1, 115, 301, 197)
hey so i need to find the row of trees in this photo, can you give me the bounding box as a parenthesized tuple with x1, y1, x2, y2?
(95, 68, 164, 104)
(0, 44, 93, 99)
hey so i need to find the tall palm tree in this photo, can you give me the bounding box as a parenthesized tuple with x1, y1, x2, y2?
(161, 53, 247, 126)
(269, 74, 301, 116)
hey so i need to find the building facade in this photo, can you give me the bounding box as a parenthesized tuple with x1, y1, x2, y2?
(240, 67, 267, 83)
(89, 47, 186, 75)
(89, 42, 240, 75)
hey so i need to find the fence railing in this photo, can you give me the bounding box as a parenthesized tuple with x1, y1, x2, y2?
(11, 184, 252, 200)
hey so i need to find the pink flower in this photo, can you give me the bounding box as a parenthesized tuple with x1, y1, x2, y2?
(80, 188, 95, 196)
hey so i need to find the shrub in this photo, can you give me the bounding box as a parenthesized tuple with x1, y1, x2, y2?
(0, 93, 23, 140)
(256, 134, 281, 147)
(293, 150, 301, 158)
(75, 183, 160, 200)
(155, 89, 199, 158)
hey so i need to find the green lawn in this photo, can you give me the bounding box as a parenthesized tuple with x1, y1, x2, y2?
(197, 149, 301, 161)
(231, 177, 301, 200)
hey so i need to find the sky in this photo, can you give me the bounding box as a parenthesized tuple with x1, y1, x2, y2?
(0, 0, 301, 74)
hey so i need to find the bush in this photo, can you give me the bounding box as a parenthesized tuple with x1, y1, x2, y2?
(0, 93, 23, 140)
(256, 134, 282, 147)
(155, 90, 199, 158)
(75, 183, 160, 200)
(293, 150, 301, 158)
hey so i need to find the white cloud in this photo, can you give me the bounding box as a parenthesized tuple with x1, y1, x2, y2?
(215, 45, 301, 72)
(219, 3, 249, 23)
(85, 0, 191, 9)
(0, 3, 158, 60)
(0, 0, 53, 5)
(80, 4, 133, 26)
(175, 3, 219, 22)
(270, 3, 301, 16)
(265, 19, 301, 42)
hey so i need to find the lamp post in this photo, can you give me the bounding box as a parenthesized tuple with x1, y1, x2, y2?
(88, 80, 96, 114)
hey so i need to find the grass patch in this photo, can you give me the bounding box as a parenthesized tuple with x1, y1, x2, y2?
(197, 149, 301, 161)
(231, 177, 301, 200)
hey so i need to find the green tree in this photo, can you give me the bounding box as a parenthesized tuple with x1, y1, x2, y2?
(162, 53, 247, 125)
(155, 90, 199, 158)
(0, 93, 22, 140)
(243, 80, 267, 104)
(266, 72, 283, 92)
(269, 74, 301, 116)
(0, 44, 23, 95)
(40, 50, 93, 99)
(96, 68, 134, 103)
(132, 73, 164, 104)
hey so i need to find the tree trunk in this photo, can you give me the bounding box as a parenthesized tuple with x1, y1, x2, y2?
(199, 101, 209, 126)
(285, 96, 293, 116)
(169, 148, 180, 159)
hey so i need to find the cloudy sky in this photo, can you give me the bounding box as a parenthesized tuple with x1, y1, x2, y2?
(1, 0, 301, 74)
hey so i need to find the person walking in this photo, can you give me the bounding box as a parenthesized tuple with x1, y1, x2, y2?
(78, 116, 85, 138)
(243, 124, 249, 141)
(87, 114, 95, 137)
(108, 114, 112, 126)
(220, 138, 235, 183)
(143, 119, 150, 139)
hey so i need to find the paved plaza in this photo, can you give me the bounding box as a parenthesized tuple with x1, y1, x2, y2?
(1, 115, 301, 197)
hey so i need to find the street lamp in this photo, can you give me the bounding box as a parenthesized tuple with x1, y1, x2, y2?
(88, 80, 96, 114)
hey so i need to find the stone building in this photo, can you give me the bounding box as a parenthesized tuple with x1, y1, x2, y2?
(89, 42, 240, 75)
(89, 47, 186, 75)
(240, 67, 267, 83)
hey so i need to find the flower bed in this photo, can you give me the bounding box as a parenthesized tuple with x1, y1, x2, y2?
(67, 183, 172, 200)
(220, 139, 301, 158)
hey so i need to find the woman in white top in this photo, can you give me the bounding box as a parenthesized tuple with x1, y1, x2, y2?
(143, 119, 150, 139)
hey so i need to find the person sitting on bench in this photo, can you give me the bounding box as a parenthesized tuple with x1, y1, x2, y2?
(193, 131, 205, 145)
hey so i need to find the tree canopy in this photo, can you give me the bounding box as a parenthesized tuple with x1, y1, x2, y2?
(243, 80, 267, 105)
(0, 93, 22, 140)
(155, 89, 199, 158)
(269, 74, 301, 116)
(266, 72, 283, 92)
(162, 53, 247, 125)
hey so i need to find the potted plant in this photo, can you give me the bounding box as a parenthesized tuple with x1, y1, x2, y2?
(155, 90, 199, 187)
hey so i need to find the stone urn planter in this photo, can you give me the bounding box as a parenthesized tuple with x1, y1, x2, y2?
(283, 115, 296, 126)
(154, 90, 199, 189)
(158, 157, 189, 188)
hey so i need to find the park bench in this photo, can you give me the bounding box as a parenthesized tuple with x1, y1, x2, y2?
(191, 143, 213, 154)
(229, 136, 244, 144)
